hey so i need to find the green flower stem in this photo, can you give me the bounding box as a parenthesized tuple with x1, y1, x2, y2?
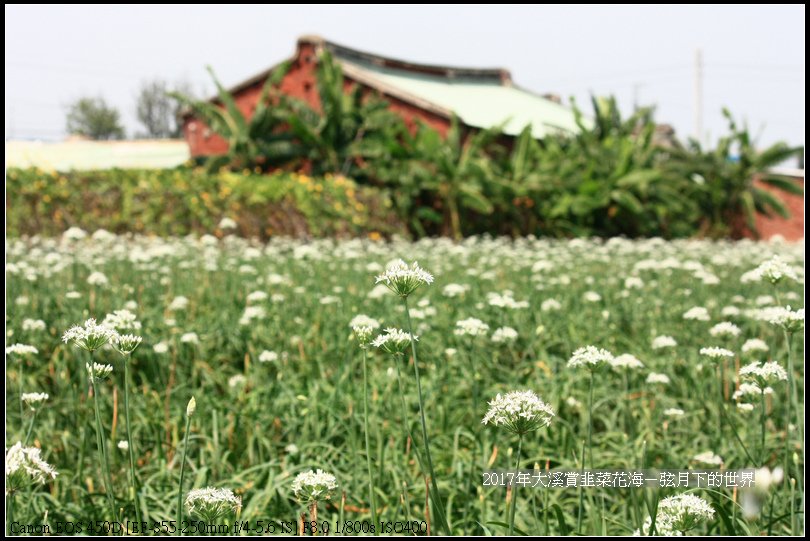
(403, 297, 450, 535)
(508, 435, 523, 536)
(123, 361, 143, 525)
(394, 360, 427, 473)
(177, 413, 192, 536)
(468, 341, 479, 415)
(90, 377, 118, 521)
(23, 409, 38, 446)
(717, 364, 725, 437)
(361, 348, 378, 525)
(587, 371, 595, 469)
(18, 356, 24, 424)
(6, 491, 14, 536)
(783, 330, 803, 500)
(760, 389, 767, 467)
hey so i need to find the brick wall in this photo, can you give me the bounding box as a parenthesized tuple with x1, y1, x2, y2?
(183, 40, 452, 157)
(752, 177, 804, 240)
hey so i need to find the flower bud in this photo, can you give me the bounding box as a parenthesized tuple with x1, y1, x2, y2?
(186, 396, 196, 417)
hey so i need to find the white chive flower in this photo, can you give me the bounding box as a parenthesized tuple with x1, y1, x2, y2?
(180, 332, 199, 344)
(442, 283, 468, 297)
(625, 276, 644, 289)
(348, 314, 381, 330)
(228, 374, 246, 389)
(683, 307, 711, 321)
(454, 318, 490, 337)
(733, 382, 772, 401)
(102, 309, 141, 331)
(291, 469, 339, 503)
(21, 392, 49, 410)
(168, 296, 190, 311)
(741, 339, 769, 354)
(742, 256, 799, 285)
(646, 373, 670, 385)
(583, 291, 602, 303)
(634, 514, 677, 536)
(709, 322, 741, 338)
(567, 346, 614, 369)
(117, 440, 129, 451)
(652, 336, 678, 350)
(766, 306, 804, 333)
(721, 306, 741, 317)
(22, 319, 47, 332)
(352, 326, 374, 348)
(185, 487, 241, 520)
(664, 408, 685, 418)
(5, 442, 58, 489)
(374, 259, 434, 298)
(246, 291, 268, 304)
(610, 354, 644, 370)
(482, 390, 555, 436)
(565, 396, 582, 410)
(753, 467, 784, 493)
(259, 350, 279, 363)
(86, 271, 109, 287)
(218, 217, 238, 230)
(541, 299, 562, 312)
(656, 494, 715, 533)
(86, 362, 114, 381)
(239, 306, 266, 325)
(491, 326, 518, 344)
(693, 451, 723, 466)
(114, 334, 143, 356)
(371, 328, 417, 355)
(699, 347, 735, 360)
(62, 226, 87, 241)
(63, 319, 119, 352)
(739, 361, 788, 384)
(6, 344, 38, 356)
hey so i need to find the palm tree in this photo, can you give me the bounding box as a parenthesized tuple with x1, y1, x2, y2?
(285, 50, 407, 181)
(397, 117, 503, 239)
(525, 97, 699, 237)
(669, 109, 803, 238)
(172, 63, 302, 171)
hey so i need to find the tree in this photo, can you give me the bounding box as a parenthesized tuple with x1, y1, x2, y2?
(65, 97, 125, 140)
(173, 64, 306, 171)
(135, 80, 176, 138)
(285, 50, 407, 180)
(668, 109, 804, 238)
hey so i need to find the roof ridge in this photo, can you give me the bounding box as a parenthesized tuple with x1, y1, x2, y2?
(300, 35, 512, 84)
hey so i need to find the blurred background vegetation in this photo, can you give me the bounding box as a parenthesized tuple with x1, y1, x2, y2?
(9, 53, 803, 240)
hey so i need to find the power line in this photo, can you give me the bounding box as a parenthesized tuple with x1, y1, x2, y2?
(550, 64, 691, 84)
(707, 62, 804, 72)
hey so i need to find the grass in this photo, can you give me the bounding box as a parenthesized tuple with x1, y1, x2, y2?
(5, 233, 804, 536)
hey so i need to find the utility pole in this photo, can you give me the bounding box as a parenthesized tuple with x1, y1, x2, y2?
(632, 83, 640, 112)
(693, 48, 703, 144)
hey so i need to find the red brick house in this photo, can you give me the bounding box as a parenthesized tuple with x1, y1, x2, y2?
(752, 169, 804, 241)
(182, 35, 583, 157)
(182, 35, 803, 241)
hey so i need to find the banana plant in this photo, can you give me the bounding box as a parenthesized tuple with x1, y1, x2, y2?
(398, 117, 504, 239)
(172, 62, 302, 171)
(513, 96, 698, 237)
(667, 109, 803, 238)
(285, 50, 407, 181)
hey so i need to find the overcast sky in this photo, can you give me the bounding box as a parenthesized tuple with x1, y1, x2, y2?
(5, 5, 805, 148)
